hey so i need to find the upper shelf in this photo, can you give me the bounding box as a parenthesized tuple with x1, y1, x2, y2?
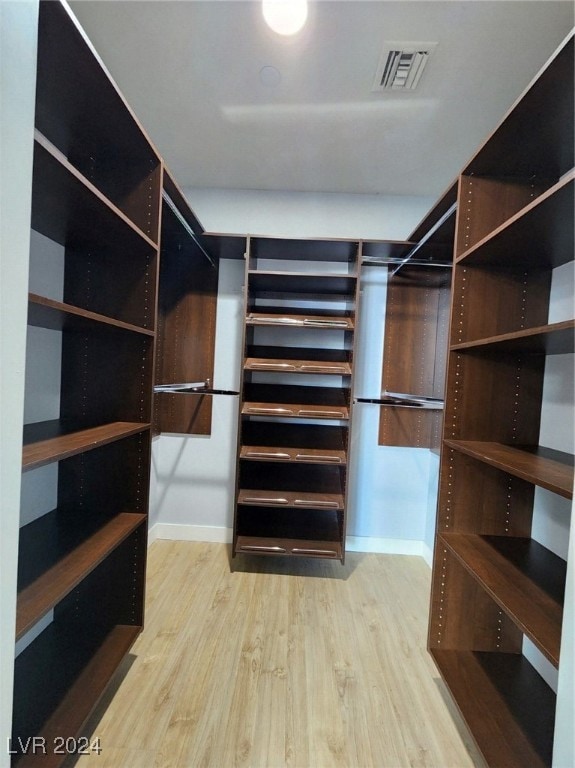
(444, 440, 574, 499)
(35, 0, 161, 241)
(32, 133, 157, 253)
(463, 33, 573, 181)
(456, 173, 574, 269)
(249, 271, 357, 297)
(28, 294, 155, 338)
(250, 236, 358, 263)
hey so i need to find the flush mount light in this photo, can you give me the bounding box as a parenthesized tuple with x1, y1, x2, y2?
(262, 0, 308, 36)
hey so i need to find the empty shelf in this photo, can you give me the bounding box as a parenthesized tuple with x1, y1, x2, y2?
(451, 319, 575, 354)
(440, 533, 565, 665)
(22, 421, 150, 471)
(238, 489, 344, 510)
(235, 536, 342, 559)
(17, 512, 146, 640)
(444, 440, 574, 499)
(431, 649, 555, 768)
(28, 294, 155, 337)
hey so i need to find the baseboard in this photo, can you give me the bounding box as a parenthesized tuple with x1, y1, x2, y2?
(421, 542, 434, 568)
(149, 522, 233, 544)
(346, 535, 427, 559)
(147, 524, 431, 563)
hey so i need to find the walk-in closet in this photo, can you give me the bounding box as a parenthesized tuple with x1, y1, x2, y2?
(1, 2, 573, 767)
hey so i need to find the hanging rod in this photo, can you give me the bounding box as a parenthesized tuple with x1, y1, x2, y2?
(362, 257, 452, 269)
(162, 190, 216, 269)
(390, 201, 457, 277)
(154, 379, 238, 396)
(355, 391, 444, 410)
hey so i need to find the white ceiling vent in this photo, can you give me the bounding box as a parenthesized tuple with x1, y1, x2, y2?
(372, 41, 438, 92)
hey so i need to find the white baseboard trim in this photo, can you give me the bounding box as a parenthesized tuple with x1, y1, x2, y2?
(346, 536, 427, 558)
(147, 524, 432, 564)
(421, 543, 434, 568)
(149, 522, 233, 544)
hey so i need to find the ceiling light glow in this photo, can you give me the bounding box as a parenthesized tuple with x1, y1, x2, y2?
(262, 0, 308, 36)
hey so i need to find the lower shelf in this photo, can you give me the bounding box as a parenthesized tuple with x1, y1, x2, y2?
(237, 489, 344, 510)
(430, 649, 555, 768)
(236, 536, 342, 559)
(235, 504, 343, 560)
(17, 512, 146, 640)
(12, 623, 140, 767)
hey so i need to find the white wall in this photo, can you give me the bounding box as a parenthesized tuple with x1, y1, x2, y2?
(185, 186, 433, 241)
(0, 2, 39, 763)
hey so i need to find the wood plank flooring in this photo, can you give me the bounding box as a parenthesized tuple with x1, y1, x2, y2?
(76, 541, 485, 768)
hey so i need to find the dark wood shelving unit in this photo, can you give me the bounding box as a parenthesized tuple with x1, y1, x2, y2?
(428, 32, 574, 768)
(13, 2, 162, 763)
(233, 236, 360, 562)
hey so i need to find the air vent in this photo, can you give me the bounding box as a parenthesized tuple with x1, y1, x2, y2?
(372, 41, 438, 91)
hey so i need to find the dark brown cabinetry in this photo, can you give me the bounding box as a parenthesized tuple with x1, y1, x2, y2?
(12, 2, 161, 763)
(233, 237, 360, 561)
(428, 32, 574, 768)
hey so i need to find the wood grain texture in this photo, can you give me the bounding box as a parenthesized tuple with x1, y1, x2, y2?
(75, 541, 484, 768)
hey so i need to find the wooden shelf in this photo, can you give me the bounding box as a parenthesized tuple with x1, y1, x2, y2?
(249, 271, 357, 297)
(246, 309, 354, 330)
(235, 502, 343, 558)
(440, 533, 565, 665)
(242, 384, 350, 417)
(238, 489, 344, 509)
(250, 236, 357, 263)
(431, 650, 555, 768)
(240, 445, 346, 465)
(235, 535, 342, 559)
(32, 132, 157, 250)
(463, 35, 573, 181)
(245, 349, 351, 376)
(242, 402, 350, 420)
(451, 319, 575, 354)
(444, 440, 574, 499)
(12, 623, 140, 768)
(16, 512, 146, 640)
(241, 421, 347, 464)
(28, 294, 155, 337)
(22, 421, 150, 471)
(456, 173, 574, 269)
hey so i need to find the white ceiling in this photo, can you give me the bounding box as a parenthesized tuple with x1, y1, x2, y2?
(70, 1, 573, 199)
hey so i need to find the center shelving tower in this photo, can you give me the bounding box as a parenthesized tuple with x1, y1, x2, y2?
(232, 237, 360, 561)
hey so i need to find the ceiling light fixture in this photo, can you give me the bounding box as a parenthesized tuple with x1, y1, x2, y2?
(262, 0, 308, 36)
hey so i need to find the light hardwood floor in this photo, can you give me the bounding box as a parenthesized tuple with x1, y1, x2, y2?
(76, 541, 485, 768)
